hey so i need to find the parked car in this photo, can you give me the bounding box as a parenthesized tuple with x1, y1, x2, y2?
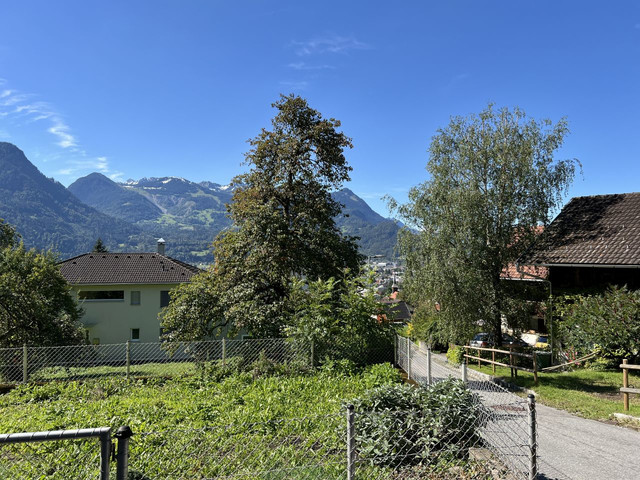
(470, 332, 528, 349)
(521, 332, 549, 349)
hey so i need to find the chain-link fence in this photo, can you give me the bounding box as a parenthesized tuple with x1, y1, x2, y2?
(1, 402, 530, 480)
(0, 337, 394, 385)
(0, 337, 537, 479)
(0, 427, 112, 480)
(396, 335, 537, 480)
(0, 338, 319, 384)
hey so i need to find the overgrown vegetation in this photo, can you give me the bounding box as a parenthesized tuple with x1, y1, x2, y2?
(286, 272, 394, 365)
(446, 345, 465, 366)
(555, 286, 640, 368)
(0, 362, 401, 479)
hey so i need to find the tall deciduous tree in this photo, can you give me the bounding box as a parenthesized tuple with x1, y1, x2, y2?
(212, 94, 362, 336)
(0, 219, 84, 347)
(393, 105, 578, 344)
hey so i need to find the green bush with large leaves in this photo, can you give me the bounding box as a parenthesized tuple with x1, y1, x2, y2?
(350, 378, 484, 467)
(556, 286, 640, 367)
(286, 271, 394, 365)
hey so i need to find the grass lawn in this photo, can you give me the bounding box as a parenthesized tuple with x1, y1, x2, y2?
(469, 363, 640, 421)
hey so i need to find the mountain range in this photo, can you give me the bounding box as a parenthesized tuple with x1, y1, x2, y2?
(0, 142, 400, 265)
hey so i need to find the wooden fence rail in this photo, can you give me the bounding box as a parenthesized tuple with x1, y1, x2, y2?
(464, 345, 538, 385)
(620, 359, 640, 411)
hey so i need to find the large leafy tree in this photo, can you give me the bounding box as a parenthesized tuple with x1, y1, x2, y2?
(286, 270, 392, 365)
(393, 105, 577, 344)
(186, 95, 362, 338)
(159, 270, 225, 342)
(0, 219, 84, 347)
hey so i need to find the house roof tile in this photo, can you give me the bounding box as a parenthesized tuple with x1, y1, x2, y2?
(59, 252, 201, 285)
(520, 192, 640, 266)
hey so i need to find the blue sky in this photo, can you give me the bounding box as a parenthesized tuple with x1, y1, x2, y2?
(1, 1, 639, 216)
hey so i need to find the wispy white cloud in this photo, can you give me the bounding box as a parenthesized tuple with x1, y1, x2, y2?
(291, 34, 370, 57)
(287, 62, 336, 71)
(48, 119, 77, 148)
(0, 79, 117, 180)
(54, 156, 121, 178)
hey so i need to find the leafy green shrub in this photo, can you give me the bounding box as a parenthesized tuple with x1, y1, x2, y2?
(196, 356, 247, 382)
(351, 378, 484, 467)
(320, 358, 359, 377)
(361, 363, 402, 388)
(556, 286, 640, 367)
(287, 272, 394, 366)
(446, 346, 465, 366)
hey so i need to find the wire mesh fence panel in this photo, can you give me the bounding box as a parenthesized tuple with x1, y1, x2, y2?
(353, 406, 512, 480)
(396, 335, 533, 480)
(130, 340, 223, 377)
(6, 338, 315, 384)
(223, 338, 311, 368)
(0, 435, 106, 480)
(129, 413, 346, 479)
(0, 346, 24, 383)
(27, 343, 128, 382)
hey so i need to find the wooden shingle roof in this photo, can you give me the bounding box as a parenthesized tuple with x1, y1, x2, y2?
(59, 252, 201, 285)
(520, 193, 640, 266)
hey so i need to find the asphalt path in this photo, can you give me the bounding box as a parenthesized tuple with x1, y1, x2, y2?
(536, 403, 640, 480)
(428, 353, 640, 480)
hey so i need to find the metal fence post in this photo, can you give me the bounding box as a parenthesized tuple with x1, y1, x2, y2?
(310, 340, 315, 368)
(346, 404, 355, 480)
(406, 337, 412, 380)
(22, 344, 28, 383)
(461, 359, 467, 383)
(393, 335, 397, 366)
(125, 341, 131, 381)
(222, 337, 227, 366)
(426, 347, 432, 386)
(528, 394, 537, 480)
(99, 429, 112, 480)
(115, 426, 133, 480)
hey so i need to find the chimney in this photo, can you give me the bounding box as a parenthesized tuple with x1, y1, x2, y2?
(157, 238, 166, 255)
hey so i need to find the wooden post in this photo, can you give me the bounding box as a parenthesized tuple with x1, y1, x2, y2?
(533, 351, 538, 386)
(623, 359, 629, 412)
(492, 350, 496, 375)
